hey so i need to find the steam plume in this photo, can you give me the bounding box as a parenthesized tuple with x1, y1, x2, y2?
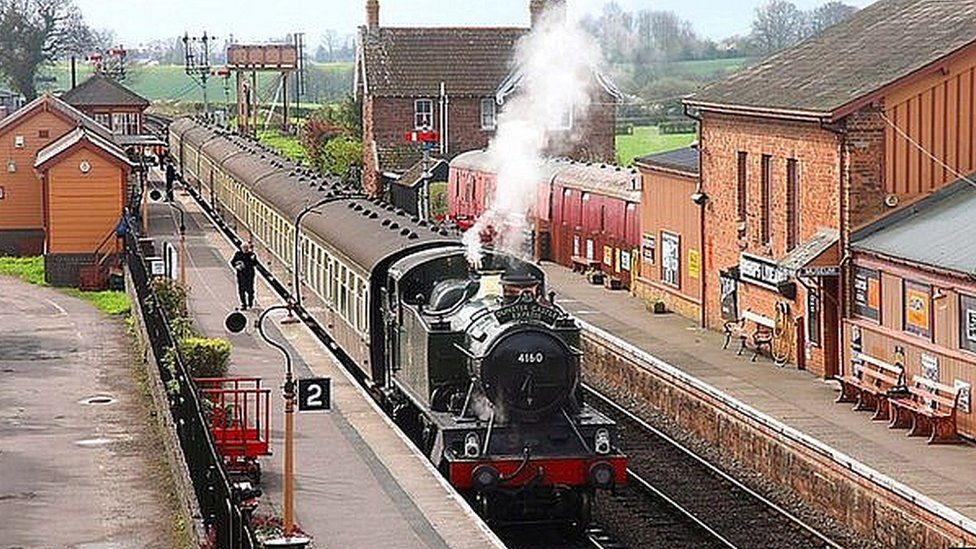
(463, 7, 601, 267)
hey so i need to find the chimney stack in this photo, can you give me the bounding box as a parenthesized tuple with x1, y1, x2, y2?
(530, 0, 566, 27)
(366, 0, 380, 29)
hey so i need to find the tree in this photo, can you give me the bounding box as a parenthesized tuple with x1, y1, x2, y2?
(809, 1, 857, 35)
(751, 0, 808, 55)
(0, 0, 94, 100)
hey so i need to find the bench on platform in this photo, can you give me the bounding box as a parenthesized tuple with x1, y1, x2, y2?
(571, 255, 602, 273)
(722, 310, 774, 362)
(835, 352, 904, 421)
(889, 376, 962, 444)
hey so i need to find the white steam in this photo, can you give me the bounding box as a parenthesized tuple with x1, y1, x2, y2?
(463, 8, 601, 267)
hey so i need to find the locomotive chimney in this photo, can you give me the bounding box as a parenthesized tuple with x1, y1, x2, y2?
(366, 0, 380, 29)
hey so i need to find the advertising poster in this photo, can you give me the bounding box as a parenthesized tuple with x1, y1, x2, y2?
(641, 234, 655, 264)
(904, 281, 931, 338)
(688, 249, 701, 280)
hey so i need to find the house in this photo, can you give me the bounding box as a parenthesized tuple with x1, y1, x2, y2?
(683, 0, 976, 377)
(846, 178, 976, 438)
(0, 94, 132, 286)
(355, 0, 619, 197)
(61, 74, 150, 138)
(633, 146, 702, 321)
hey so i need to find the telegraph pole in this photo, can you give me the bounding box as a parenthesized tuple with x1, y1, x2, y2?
(183, 32, 214, 118)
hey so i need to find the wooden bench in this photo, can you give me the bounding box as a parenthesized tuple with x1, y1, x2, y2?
(835, 352, 904, 421)
(571, 255, 601, 274)
(888, 376, 962, 444)
(722, 310, 774, 362)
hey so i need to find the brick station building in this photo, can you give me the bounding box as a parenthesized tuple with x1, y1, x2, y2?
(355, 0, 619, 197)
(683, 0, 976, 377)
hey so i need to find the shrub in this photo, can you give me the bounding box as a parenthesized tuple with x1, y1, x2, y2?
(428, 181, 448, 219)
(179, 337, 231, 379)
(321, 136, 362, 177)
(150, 277, 189, 321)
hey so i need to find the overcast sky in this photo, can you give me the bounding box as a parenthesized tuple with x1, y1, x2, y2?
(76, 0, 876, 48)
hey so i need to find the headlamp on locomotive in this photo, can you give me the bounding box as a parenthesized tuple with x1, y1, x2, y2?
(383, 249, 626, 523)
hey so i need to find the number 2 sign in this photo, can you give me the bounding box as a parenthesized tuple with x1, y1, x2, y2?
(298, 378, 331, 412)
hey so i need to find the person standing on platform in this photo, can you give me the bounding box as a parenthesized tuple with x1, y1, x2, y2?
(231, 243, 258, 310)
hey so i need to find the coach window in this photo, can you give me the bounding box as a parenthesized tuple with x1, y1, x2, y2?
(480, 98, 496, 130)
(415, 99, 433, 129)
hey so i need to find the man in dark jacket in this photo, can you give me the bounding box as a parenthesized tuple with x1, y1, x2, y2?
(231, 243, 258, 310)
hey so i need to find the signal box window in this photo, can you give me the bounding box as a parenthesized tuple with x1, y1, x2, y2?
(414, 99, 433, 129)
(480, 98, 496, 130)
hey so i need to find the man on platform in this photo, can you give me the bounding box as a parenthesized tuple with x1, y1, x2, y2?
(231, 243, 258, 310)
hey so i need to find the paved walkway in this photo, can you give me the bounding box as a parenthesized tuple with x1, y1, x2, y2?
(148, 186, 501, 548)
(0, 277, 178, 548)
(542, 263, 976, 520)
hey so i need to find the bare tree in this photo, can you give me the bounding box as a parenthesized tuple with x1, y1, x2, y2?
(320, 30, 339, 63)
(751, 0, 807, 55)
(809, 1, 857, 34)
(0, 0, 94, 100)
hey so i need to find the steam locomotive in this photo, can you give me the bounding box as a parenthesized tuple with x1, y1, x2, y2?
(167, 117, 626, 524)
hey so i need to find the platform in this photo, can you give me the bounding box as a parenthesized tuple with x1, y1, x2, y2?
(146, 185, 502, 548)
(0, 276, 177, 546)
(542, 263, 976, 523)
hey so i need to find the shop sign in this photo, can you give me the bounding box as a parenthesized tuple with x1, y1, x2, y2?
(688, 249, 701, 280)
(799, 265, 840, 277)
(955, 380, 971, 413)
(921, 352, 939, 382)
(739, 253, 787, 289)
(641, 234, 655, 264)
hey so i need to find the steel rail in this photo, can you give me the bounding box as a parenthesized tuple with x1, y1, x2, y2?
(584, 384, 843, 549)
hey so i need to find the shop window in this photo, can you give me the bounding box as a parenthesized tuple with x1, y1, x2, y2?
(807, 288, 821, 346)
(661, 232, 680, 288)
(852, 266, 880, 321)
(961, 294, 976, 354)
(903, 280, 932, 339)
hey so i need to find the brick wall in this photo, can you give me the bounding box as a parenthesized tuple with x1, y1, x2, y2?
(0, 229, 44, 256)
(843, 105, 887, 235)
(700, 113, 842, 375)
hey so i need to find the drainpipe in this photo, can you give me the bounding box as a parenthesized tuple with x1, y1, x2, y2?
(822, 117, 848, 378)
(439, 81, 448, 156)
(684, 104, 707, 329)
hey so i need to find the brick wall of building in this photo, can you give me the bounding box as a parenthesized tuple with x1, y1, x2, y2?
(843, 105, 887, 235)
(701, 113, 842, 375)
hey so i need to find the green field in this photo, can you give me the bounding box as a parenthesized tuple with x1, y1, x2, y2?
(257, 130, 308, 165)
(38, 62, 353, 105)
(668, 57, 751, 77)
(616, 126, 696, 166)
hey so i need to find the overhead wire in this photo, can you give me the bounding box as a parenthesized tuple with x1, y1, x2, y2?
(879, 111, 976, 189)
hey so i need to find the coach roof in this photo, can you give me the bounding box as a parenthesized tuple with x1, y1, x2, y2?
(685, 0, 976, 120)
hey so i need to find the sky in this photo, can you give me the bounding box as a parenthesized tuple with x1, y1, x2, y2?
(77, 0, 876, 48)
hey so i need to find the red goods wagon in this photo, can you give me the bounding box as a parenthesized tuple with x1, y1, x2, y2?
(550, 164, 641, 289)
(195, 377, 272, 482)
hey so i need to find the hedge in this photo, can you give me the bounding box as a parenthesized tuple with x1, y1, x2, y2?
(179, 337, 231, 379)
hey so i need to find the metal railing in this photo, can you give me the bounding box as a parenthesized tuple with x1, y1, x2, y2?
(124, 221, 257, 549)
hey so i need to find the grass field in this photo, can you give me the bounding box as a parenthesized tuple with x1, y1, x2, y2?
(616, 126, 696, 166)
(39, 62, 353, 104)
(257, 130, 308, 165)
(668, 57, 751, 77)
(0, 256, 129, 315)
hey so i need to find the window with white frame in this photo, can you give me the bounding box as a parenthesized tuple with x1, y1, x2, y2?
(414, 99, 433, 129)
(93, 113, 111, 130)
(111, 112, 139, 135)
(480, 98, 496, 130)
(549, 106, 573, 130)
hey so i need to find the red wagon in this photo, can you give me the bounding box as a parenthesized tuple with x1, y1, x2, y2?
(195, 377, 272, 483)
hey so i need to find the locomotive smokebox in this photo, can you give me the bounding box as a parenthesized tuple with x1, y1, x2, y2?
(500, 272, 540, 304)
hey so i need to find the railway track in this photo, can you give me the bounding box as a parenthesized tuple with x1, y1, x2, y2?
(585, 385, 843, 549)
